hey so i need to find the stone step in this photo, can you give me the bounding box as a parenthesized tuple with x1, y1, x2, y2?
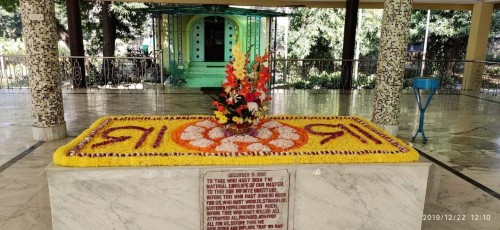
(184, 62, 227, 88)
(189, 61, 226, 67)
(184, 78, 223, 88)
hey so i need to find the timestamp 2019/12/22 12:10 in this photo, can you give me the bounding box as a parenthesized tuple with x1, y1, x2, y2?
(422, 214, 492, 221)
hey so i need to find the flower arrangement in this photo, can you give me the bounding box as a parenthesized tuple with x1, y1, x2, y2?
(212, 42, 272, 129)
(53, 115, 419, 167)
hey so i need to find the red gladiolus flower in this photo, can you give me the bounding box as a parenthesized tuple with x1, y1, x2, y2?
(217, 105, 225, 112)
(245, 92, 256, 102)
(235, 105, 246, 114)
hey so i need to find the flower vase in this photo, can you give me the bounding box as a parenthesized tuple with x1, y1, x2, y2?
(226, 123, 252, 135)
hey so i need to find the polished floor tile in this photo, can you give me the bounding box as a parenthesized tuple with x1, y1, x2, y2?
(0, 88, 498, 229)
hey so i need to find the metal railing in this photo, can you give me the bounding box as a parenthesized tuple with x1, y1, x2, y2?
(0, 55, 29, 89)
(1, 55, 498, 96)
(270, 59, 500, 95)
(1, 55, 163, 90)
(479, 61, 500, 96)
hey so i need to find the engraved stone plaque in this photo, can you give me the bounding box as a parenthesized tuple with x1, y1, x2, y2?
(202, 169, 291, 230)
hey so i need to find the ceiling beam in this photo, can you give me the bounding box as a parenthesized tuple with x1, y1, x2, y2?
(107, 0, 474, 10)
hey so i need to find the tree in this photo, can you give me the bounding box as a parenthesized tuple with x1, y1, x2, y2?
(288, 8, 345, 59)
(0, 8, 22, 39)
(410, 10, 471, 61)
(0, 0, 17, 13)
(81, 1, 149, 56)
(1, 0, 149, 56)
(357, 9, 383, 59)
(288, 8, 383, 60)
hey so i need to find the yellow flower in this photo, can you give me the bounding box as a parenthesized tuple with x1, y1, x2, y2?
(232, 42, 246, 71)
(232, 116, 243, 124)
(214, 111, 229, 123)
(234, 69, 245, 80)
(244, 117, 254, 124)
(218, 116, 228, 124)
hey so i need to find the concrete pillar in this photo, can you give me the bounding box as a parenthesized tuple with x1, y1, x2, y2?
(20, 0, 67, 141)
(372, 0, 413, 136)
(462, 2, 494, 92)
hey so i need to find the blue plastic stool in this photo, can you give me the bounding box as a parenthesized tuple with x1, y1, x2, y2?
(412, 78, 439, 144)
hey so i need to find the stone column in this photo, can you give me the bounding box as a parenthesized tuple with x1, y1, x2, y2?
(462, 2, 493, 92)
(372, 0, 412, 136)
(20, 0, 67, 141)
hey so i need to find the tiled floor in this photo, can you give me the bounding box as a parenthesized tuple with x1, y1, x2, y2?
(0, 88, 498, 229)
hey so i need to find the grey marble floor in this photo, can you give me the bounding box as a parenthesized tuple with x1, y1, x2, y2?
(0, 88, 498, 229)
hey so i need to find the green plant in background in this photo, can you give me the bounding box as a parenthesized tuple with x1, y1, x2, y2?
(0, 38, 24, 55)
(354, 73, 376, 89)
(292, 69, 343, 89)
(293, 81, 307, 89)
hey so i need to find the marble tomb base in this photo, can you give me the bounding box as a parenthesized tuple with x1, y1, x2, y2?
(47, 163, 430, 230)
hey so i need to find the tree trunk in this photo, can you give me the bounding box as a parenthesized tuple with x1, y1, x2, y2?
(66, 0, 86, 88)
(101, 1, 116, 57)
(101, 1, 117, 84)
(56, 21, 71, 49)
(447, 38, 461, 76)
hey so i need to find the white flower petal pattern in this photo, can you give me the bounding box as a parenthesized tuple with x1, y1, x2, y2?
(215, 142, 239, 152)
(223, 135, 259, 143)
(269, 139, 295, 149)
(208, 127, 225, 139)
(247, 143, 271, 152)
(275, 126, 296, 134)
(184, 125, 205, 133)
(279, 132, 300, 140)
(175, 120, 305, 152)
(181, 131, 204, 141)
(256, 128, 272, 139)
(262, 121, 282, 128)
(196, 120, 217, 128)
(190, 138, 214, 148)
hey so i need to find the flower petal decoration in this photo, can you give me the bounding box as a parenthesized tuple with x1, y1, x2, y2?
(53, 115, 419, 167)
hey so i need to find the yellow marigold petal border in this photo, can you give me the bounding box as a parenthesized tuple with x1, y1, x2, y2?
(53, 115, 419, 167)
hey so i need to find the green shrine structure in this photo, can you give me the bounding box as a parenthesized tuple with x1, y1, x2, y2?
(136, 5, 289, 87)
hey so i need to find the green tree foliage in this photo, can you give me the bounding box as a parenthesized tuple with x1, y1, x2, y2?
(0, 7, 22, 39)
(288, 8, 344, 59)
(0, 0, 17, 13)
(357, 9, 383, 59)
(288, 8, 382, 60)
(0, 0, 149, 56)
(288, 8, 499, 62)
(81, 1, 149, 56)
(490, 10, 500, 37)
(410, 10, 471, 60)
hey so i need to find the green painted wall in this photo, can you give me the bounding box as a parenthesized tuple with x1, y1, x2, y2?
(160, 14, 271, 87)
(161, 15, 270, 71)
